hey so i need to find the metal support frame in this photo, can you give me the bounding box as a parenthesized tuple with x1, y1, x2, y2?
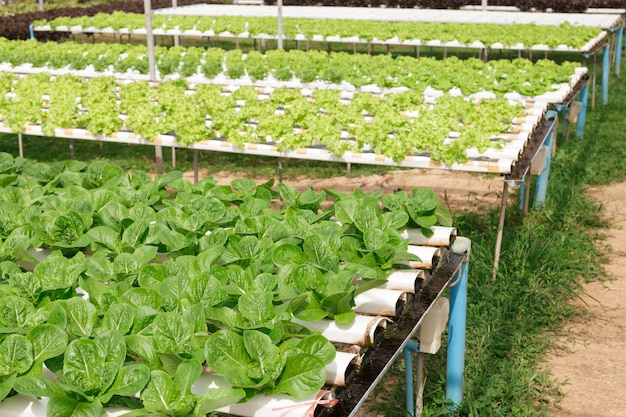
(193, 149, 199, 184)
(553, 80, 589, 141)
(404, 239, 469, 416)
(589, 53, 597, 110)
(553, 104, 569, 142)
(602, 44, 610, 105)
(446, 253, 468, 410)
(576, 83, 590, 139)
(171, 0, 180, 47)
(615, 27, 623, 76)
(581, 36, 609, 110)
(143, 0, 165, 173)
(154, 143, 163, 174)
(492, 182, 508, 278)
(531, 111, 557, 209)
(516, 110, 558, 211)
(493, 111, 558, 277)
(277, 0, 283, 50)
(404, 340, 422, 417)
(144, 0, 156, 82)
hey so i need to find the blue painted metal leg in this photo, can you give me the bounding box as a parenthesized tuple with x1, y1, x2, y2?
(29, 23, 35, 40)
(534, 111, 557, 209)
(446, 253, 469, 409)
(602, 45, 609, 105)
(518, 179, 526, 212)
(616, 27, 623, 76)
(553, 104, 569, 142)
(404, 340, 420, 417)
(576, 84, 589, 139)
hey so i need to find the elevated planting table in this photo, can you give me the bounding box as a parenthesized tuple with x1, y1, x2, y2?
(0, 226, 470, 417)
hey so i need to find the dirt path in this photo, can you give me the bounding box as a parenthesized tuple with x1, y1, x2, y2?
(546, 182, 626, 417)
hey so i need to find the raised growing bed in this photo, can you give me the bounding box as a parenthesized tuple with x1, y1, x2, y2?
(33, 10, 609, 53)
(0, 71, 553, 171)
(0, 154, 469, 416)
(0, 39, 589, 101)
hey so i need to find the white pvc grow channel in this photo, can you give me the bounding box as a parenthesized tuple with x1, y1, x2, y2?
(154, 4, 623, 29)
(0, 95, 550, 175)
(32, 21, 610, 55)
(0, 229, 470, 417)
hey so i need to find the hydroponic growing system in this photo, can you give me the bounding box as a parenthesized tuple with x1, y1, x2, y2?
(0, 2, 621, 416)
(30, 4, 622, 105)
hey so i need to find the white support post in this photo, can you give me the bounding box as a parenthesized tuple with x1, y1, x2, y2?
(144, 0, 163, 173)
(144, 0, 157, 82)
(172, 0, 180, 46)
(18, 133, 23, 158)
(277, 0, 283, 50)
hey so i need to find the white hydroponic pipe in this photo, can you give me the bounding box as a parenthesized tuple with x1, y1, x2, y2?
(326, 351, 360, 386)
(293, 315, 388, 346)
(219, 391, 335, 417)
(192, 374, 335, 417)
(354, 288, 406, 316)
(0, 373, 336, 417)
(0, 396, 128, 417)
(401, 226, 457, 247)
(405, 245, 441, 270)
(382, 269, 427, 293)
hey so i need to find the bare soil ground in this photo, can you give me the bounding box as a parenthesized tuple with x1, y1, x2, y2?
(545, 182, 626, 417)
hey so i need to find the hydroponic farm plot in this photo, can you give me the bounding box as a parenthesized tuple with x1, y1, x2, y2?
(0, 240, 469, 417)
(33, 11, 609, 54)
(0, 157, 470, 417)
(151, 4, 622, 27)
(0, 37, 591, 139)
(0, 72, 552, 175)
(0, 39, 589, 107)
(31, 5, 619, 105)
(0, 244, 470, 417)
(0, 64, 581, 272)
(150, 4, 620, 105)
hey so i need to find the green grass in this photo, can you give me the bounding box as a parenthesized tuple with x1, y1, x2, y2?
(0, 53, 623, 417)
